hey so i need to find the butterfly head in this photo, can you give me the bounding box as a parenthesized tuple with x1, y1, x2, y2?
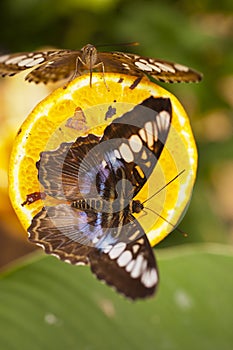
(131, 200, 144, 214)
(81, 44, 98, 68)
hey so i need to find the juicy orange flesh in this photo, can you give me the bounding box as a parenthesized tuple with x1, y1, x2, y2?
(9, 73, 197, 247)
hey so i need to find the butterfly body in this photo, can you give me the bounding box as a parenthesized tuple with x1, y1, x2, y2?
(71, 198, 143, 215)
(0, 44, 203, 85)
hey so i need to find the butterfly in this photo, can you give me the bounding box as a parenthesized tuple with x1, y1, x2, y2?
(26, 96, 172, 300)
(0, 43, 202, 86)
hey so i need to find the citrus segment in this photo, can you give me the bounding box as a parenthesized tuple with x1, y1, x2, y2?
(9, 73, 198, 247)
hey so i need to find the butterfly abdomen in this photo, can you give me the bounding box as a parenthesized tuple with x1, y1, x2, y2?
(72, 198, 103, 211)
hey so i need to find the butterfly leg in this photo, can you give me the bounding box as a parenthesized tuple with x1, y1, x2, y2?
(129, 76, 143, 90)
(93, 61, 109, 91)
(63, 56, 83, 89)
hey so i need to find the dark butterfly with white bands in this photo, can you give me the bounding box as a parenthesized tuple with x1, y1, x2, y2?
(0, 43, 202, 85)
(28, 96, 172, 299)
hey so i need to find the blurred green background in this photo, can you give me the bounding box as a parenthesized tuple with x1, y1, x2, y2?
(0, 1, 232, 349)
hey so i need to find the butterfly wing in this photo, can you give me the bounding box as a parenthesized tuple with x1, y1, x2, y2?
(28, 204, 133, 264)
(28, 203, 158, 299)
(37, 134, 101, 200)
(25, 51, 81, 84)
(100, 96, 172, 197)
(28, 204, 97, 264)
(98, 51, 202, 83)
(0, 49, 73, 79)
(89, 215, 158, 299)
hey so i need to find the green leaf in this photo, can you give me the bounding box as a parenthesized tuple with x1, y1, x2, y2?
(0, 244, 232, 350)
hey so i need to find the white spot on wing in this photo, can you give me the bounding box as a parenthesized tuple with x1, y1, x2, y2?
(144, 121, 154, 147)
(135, 61, 152, 71)
(0, 54, 10, 63)
(128, 229, 141, 241)
(114, 149, 121, 159)
(117, 250, 133, 267)
(103, 245, 112, 254)
(101, 159, 107, 168)
(138, 59, 148, 64)
(126, 259, 135, 272)
(119, 143, 134, 162)
(154, 62, 176, 73)
(141, 268, 158, 288)
(141, 150, 148, 160)
(36, 243, 46, 250)
(156, 110, 170, 133)
(160, 110, 170, 124)
(109, 242, 126, 260)
(153, 123, 158, 141)
(46, 60, 55, 65)
(18, 56, 45, 67)
(174, 63, 189, 72)
(122, 54, 132, 59)
(132, 244, 140, 254)
(5, 55, 27, 65)
(135, 59, 162, 72)
(122, 62, 130, 70)
(75, 261, 86, 266)
(129, 134, 142, 153)
(130, 255, 144, 279)
(64, 259, 72, 264)
(139, 128, 147, 142)
(146, 63, 161, 72)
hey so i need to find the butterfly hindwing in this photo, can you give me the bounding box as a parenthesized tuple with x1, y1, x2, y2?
(29, 203, 108, 265)
(89, 216, 158, 299)
(29, 204, 158, 299)
(28, 204, 91, 265)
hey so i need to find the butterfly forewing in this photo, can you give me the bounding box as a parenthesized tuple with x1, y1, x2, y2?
(26, 52, 81, 84)
(0, 49, 73, 78)
(99, 51, 202, 83)
(101, 96, 172, 196)
(0, 44, 202, 84)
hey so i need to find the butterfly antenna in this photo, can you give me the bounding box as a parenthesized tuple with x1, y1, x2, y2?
(144, 206, 188, 237)
(142, 169, 186, 206)
(96, 42, 139, 49)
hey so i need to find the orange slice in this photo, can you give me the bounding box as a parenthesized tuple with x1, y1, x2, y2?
(9, 73, 197, 247)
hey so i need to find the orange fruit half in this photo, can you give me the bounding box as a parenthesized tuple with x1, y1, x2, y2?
(9, 73, 197, 247)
